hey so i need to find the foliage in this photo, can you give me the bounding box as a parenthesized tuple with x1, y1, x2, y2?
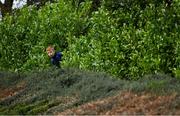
(63, 0, 180, 79)
(0, 0, 180, 79)
(103, 0, 174, 12)
(0, 0, 91, 72)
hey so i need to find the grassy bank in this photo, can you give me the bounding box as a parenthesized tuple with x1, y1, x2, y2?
(0, 68, 179, 114)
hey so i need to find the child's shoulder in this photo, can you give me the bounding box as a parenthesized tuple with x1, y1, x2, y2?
(56, 51, 63, 57)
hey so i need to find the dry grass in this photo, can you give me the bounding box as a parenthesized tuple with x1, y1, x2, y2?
(59, 91, 179, 115)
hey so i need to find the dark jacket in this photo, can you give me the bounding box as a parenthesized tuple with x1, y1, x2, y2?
(51, 52, 63, 68)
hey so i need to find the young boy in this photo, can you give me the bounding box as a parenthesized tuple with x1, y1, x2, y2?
(46, 45, 63, 68)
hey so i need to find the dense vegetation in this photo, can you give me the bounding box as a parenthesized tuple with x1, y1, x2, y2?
(0, 68, 121, 114)
(0, 68, 179, 114)
(0, 0, 180, 79)
(0, 1, 179, 114)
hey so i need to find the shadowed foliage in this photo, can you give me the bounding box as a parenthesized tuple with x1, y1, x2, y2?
(0, 68, 179, 114)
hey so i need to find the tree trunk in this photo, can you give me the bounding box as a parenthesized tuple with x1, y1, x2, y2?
(0, 0, 13, 17)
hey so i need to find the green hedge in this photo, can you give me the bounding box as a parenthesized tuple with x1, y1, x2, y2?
(0, 0, 91, 71)
(63, 1, 180, 79)
(0, 0, 180, 79)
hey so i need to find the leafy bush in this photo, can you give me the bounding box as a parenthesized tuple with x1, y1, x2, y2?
(0, 0, 91, 71)
(0, 0, 180, 80)
(63, 0, 180, 79)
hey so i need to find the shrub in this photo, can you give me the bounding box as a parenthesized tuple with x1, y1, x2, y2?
(63, 1, 180, 79)
(0, 0, 91, 71)
(0, 0, 180, 80)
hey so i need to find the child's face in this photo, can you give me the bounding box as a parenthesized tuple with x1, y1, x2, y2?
(46, 47, 55, 57)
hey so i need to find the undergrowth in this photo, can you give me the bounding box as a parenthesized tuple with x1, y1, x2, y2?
(0, 68, 179, 114)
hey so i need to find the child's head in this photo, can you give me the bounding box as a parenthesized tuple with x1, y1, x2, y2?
(46, 45, 55, 57)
